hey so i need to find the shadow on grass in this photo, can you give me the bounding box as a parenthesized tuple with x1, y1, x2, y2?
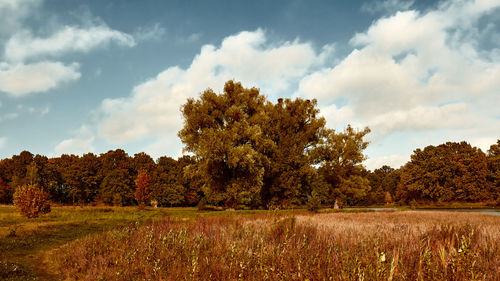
(0, 222, 122, 281)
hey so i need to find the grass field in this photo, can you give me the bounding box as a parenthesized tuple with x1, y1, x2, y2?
(1, 206, 499, 280)
(0, 205, 300, 280)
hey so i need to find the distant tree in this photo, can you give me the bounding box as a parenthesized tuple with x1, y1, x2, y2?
(315, 126, 371, 205)
(367, 165, 400, 204)
(50, 154, 79, 204)
(60, 153, 101, 205)
(487, 140, 500, 199)
(151, 157, 187, 206)
(100, 168, 134, 206)
(133, 152, 156, 175)
(397, 142, 491, 203)
(14, 184, 51, 218)
(98, 150, 134, 206)
(12, 151, 34, 180)
(135, 170, 151, 209)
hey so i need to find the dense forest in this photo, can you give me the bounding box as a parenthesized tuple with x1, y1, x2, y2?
(0, 81, 499, 208)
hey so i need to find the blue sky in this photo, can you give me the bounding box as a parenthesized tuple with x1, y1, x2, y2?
(0, 0, 499, 170)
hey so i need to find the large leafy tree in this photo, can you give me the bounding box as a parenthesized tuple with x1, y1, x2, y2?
(315, 126, 371, 205)
(261, 98, 326, 206)
(397, 142, 492, 203)
(179, 81, 371, 208)
(179, 81, 271, 207)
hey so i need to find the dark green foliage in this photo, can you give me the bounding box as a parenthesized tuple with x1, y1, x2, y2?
(151, 157, 187, 206)
(99, 168, 135, 206)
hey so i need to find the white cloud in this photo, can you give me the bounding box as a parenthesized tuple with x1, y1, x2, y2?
(471, 137, 498, 153)
(319, 104, 359, 129)
(364, 154, 410, 170)
(369, 103, 471, 134)
(4, 25, 136, 62)
(298, 0, 500, 168)
(299, 1, 500, 133)
(54, 125, 95, 155)
(98, 29, 328, 146)
(0, 61, 80, 96)
(0, 1, 138, 97)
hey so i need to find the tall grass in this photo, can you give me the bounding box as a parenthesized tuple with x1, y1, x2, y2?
(53, 211, 500, 280)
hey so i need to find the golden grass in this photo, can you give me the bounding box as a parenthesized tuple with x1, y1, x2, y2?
(52, 211, 500, 280)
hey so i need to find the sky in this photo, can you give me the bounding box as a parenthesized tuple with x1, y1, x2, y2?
(0, 0, 499, 170)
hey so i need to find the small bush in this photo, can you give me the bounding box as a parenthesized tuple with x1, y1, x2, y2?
(13, 184, 51, 218)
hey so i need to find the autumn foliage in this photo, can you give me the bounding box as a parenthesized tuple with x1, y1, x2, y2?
(179, 80, 371, 208)
(13, 184, 51, 218)
(397, 142, 495, 203)
(135, 170, 151, 208)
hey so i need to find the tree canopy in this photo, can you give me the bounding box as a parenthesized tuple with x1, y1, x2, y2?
(397, 141, 494, 203)
(179, 80, 371, 208)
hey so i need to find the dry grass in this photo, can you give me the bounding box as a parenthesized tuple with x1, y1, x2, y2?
(52, 211, 500, 281)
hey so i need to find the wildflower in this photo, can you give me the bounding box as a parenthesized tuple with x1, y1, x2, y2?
(380, 252, 386, 262)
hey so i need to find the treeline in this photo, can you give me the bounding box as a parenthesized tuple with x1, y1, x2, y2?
(365, 140, 500, 205)
(0, 81, 498, 208)
(0, 150, 201, 206)
(0, 142, 498, 208)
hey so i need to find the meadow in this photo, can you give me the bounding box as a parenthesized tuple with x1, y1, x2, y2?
(1, 206, 500, 280)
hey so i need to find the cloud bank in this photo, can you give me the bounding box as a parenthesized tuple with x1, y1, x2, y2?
(0, 1, 136, 96)
(60, 0, 500, 169)
(96, 29, 330, 157)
